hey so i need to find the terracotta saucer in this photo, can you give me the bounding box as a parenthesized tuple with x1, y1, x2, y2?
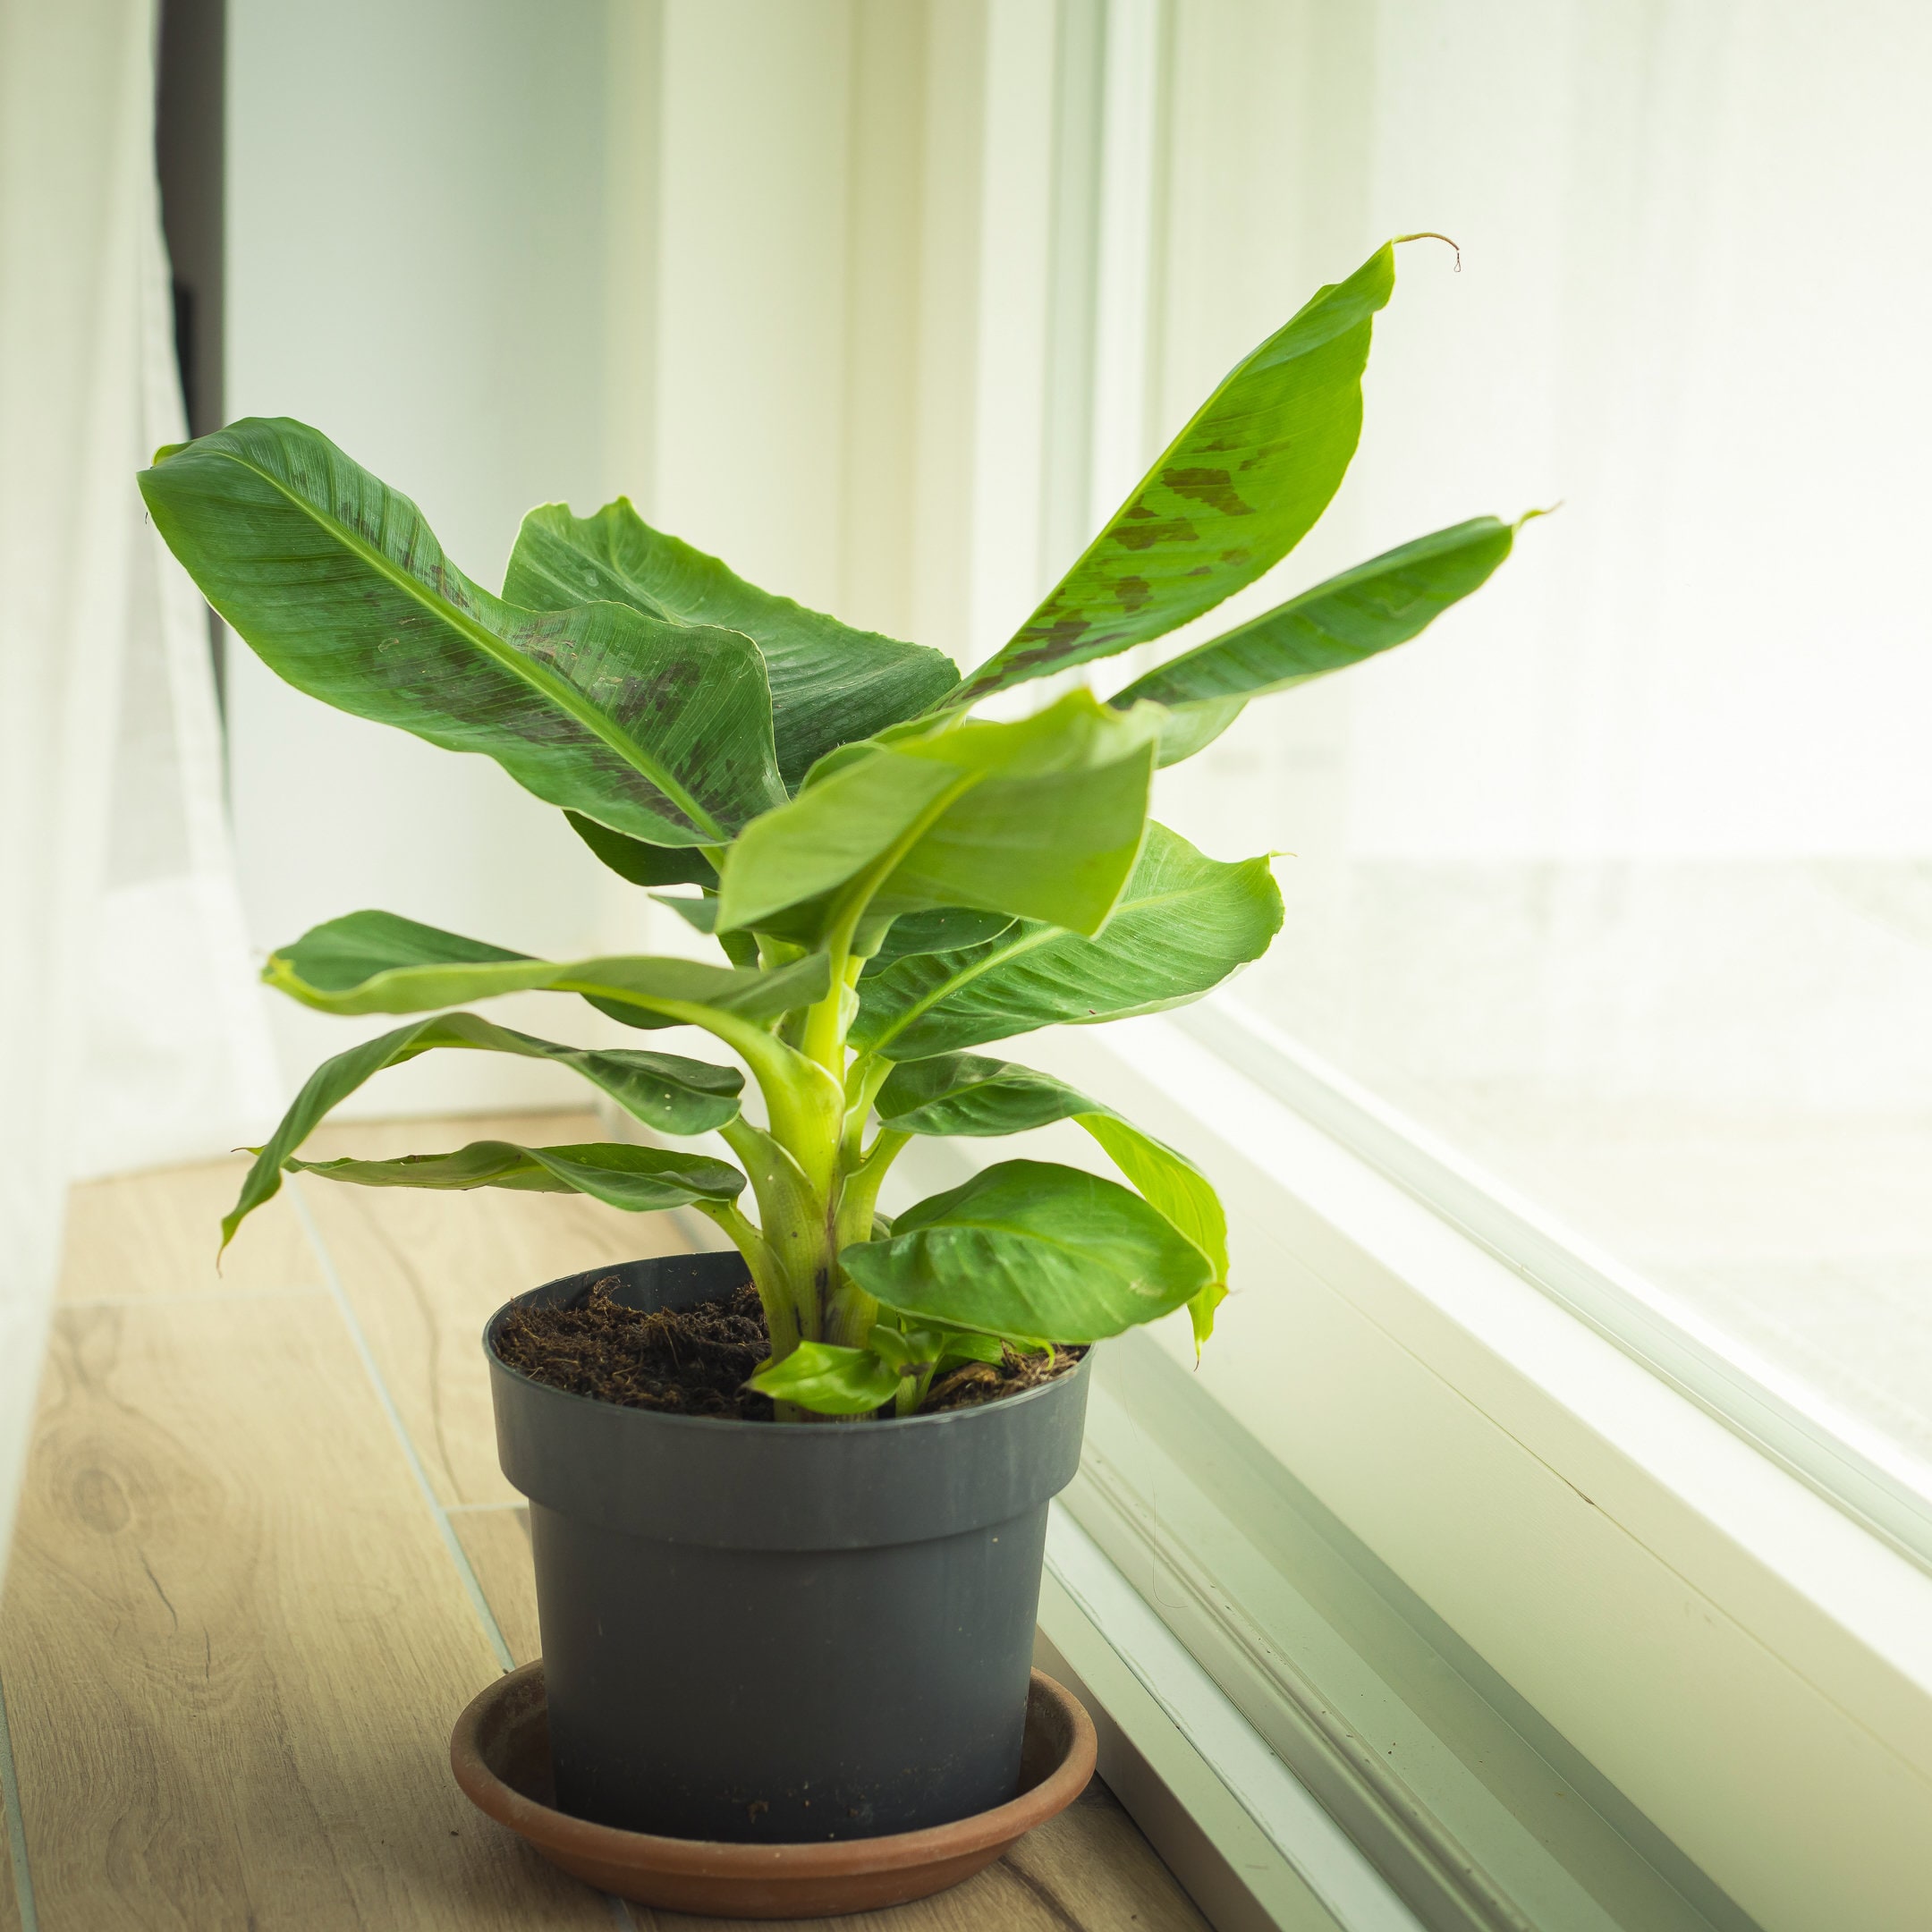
(450, 1660, 1097, 1919)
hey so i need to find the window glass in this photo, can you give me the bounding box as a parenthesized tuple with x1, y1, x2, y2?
(1141, 4, 1932, 1487)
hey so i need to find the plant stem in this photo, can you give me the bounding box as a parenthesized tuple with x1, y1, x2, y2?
(841, 1055, 894, 1166)
(695, 1199, 798, 1358)
(720, 1115, 829, 1344)
(801, 939, 864, 1074)
(836, 1127, 909, 1248)
(823, 1261, 877, 1350)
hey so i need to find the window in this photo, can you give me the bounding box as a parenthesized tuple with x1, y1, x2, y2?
(1144, 1, 1932, 1547)
(913, 7, 1932, 1928)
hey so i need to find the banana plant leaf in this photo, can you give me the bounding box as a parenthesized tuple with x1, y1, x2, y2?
(505, 499, 961, 788)
(262, 908, 828, 1026)
(876, 1054, 1229, 1346)
(648, 892, 761, 970)
(220, 1013, 742, 1250)
(840, 1159, 1212, 1343)
(852, 823, 1281, 1061)
(1114, 515, 1522, 766)
(288, 1140, 746, 1214)
(566, 811, 718, 887)
(743, 1341, 899, 1415)
(868, 1323, 1004, 1372)
(138, 419, 787, 845)
(861, 907, 1014, 975)
(953, 243, 1399, 704)
(716, 691, 1158, 941)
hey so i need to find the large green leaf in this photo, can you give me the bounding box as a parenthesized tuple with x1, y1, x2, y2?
(1114, 516, 1521, 766)
(289, 1140, 745, 1214)
(840, 1160, 1211, 1343)
(138, 419, 787, 845)
(876, 1054, 1230, 1345)
(852, 823, 1281, 1060)
(877, 1053, 1106, 1136)
(220, 1013, 742, 1250)
(954, 244, 1398, 704)
(263, 908, 829, 1026)
(716, 691, 1158, 941)
(504, 498, 961, 788)
(716, 753, 965, 939)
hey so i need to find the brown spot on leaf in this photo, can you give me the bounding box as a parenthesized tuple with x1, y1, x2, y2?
(1162, 466, 1253, 516)
(1114, 577, 1152, 614)
(1111, 517, 1195, 551)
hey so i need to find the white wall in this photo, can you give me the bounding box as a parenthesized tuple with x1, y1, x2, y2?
(225, 0, 619, 1114)
(223, 0, 1077, 1116)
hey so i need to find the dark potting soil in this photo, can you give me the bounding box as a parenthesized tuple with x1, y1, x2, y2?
(493, 1276, 1083, 1421)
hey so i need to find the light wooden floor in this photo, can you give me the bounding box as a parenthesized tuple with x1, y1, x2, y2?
(0, 1112, 1208, 1932)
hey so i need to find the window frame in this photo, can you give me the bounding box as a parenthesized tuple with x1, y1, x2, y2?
(1175, 1000, 1932, 1573)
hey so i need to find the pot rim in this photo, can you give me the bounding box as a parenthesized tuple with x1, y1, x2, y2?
(481, 1268, 1092, 1439)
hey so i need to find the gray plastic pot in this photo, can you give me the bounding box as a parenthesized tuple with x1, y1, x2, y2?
(485, 1250, 1092, 1844)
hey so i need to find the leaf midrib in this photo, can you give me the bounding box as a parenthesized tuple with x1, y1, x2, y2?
(218, 449, 727, 841)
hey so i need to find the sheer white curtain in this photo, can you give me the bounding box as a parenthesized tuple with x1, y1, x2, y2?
(0, 0, 278, 1588)
(1140, 1, 1932, 1486)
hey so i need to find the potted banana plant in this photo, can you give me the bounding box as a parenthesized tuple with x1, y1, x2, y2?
(140, 240, 1523, 1895)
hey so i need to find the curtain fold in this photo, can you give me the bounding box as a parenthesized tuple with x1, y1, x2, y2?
(0, 0, 279, 1590)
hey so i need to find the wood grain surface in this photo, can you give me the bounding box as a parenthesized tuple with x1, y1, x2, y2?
(0, 1698, 21, 1932)
(452, 1506, 543, 1668)
(60, 1155, 320, 1301)
(1, 1122, 1208, 1932)
(299, 1110, 697, 1507)
(1, 1294, 608, 1930)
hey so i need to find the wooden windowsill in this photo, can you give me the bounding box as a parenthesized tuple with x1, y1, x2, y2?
(0, 1112, 1208, 1932)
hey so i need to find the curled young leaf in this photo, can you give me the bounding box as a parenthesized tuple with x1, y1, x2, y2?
(743, 1341, 900, 1417)
(868, 1321, 1004, 1374)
